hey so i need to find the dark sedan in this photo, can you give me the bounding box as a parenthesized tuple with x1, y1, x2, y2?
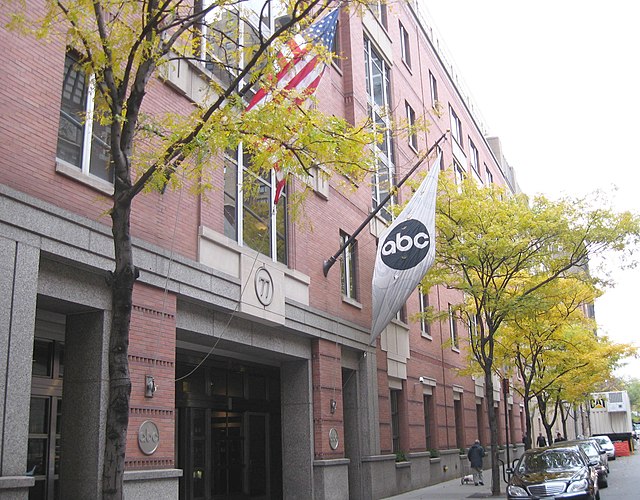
(553, 439, 609, 488)
(507, 445, 600, 499)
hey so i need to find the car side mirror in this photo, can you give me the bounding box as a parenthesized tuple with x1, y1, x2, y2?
(599, 450, 606, 455)
(588, 459, 599, 467)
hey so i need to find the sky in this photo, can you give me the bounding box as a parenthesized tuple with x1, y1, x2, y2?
(420, 0, 640, 378)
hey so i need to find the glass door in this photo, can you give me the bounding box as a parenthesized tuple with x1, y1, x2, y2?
(211, 411, 243, 498)
(245, 413, 268, 498)
(29, 338, 64, 500)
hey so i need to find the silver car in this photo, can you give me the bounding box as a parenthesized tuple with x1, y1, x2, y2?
(592, 435, 615, 461)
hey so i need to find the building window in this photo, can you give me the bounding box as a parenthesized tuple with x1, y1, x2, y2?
(424, 394, 436, 450)
(435, 145, 444, 171)
(406, 102, 418, 151)
(469, 139, 479, 174)
(364, 37, 395, 222)
(469, 313, 478, 341)
(332, 19, 342, 69)
(390, 389, 401, 453)
(449, 304, 459, 350)
(485, 164, 494, 185)
(419, 287, 431, 338)
(454, 394, 464, 448)
(399, 22, 411, 68)
(224, 147, 287, 264)
(340, 231, 358, 300)
(370, 0, 388, 28)
(449, 106, 462, 147)
(56, 52, 113, 183)
(395, 304, 407, 324)
(429, 71, 438, 106)
(453, 160, 465, 186)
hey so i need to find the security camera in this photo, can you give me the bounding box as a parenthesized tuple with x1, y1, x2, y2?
(419, 376, 426, 384)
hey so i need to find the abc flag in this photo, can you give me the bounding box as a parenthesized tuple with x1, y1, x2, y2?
(370, 153, 441, 344)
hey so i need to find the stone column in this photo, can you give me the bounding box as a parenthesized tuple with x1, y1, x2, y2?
(0, 240, 39, 499)
(281, 359, 313, 499)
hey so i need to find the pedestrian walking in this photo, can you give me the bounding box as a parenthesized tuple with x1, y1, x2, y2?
(536, 432, 547, 447)
(467, 439, 485, 486)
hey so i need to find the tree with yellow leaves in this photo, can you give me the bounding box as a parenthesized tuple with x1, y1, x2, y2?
(422, 176, 640, 495)
(7, 1, 379, 497)
(495, 276, 636, 447)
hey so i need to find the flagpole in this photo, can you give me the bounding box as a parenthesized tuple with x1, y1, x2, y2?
(322, 132, 448, 277)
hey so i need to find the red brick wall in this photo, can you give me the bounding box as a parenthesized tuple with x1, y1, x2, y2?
(125, 282, 177, 469)
(311, 339, 344, 459)
(0, 4, 200, 262)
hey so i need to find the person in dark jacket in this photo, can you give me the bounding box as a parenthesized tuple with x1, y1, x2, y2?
(467, 439, 485, 486)
(536, 432, 547, 447)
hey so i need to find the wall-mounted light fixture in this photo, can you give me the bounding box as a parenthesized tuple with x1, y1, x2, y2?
(145, 375, 157, 398)
(330, 399, 337, 414)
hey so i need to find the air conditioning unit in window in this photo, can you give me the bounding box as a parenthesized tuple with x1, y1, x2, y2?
(607, 391, 628, 412)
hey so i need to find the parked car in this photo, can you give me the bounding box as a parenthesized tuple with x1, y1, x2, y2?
(506, 445, 600, 499)
(592, 435, 615, 461)
(552, 439, 608, 488)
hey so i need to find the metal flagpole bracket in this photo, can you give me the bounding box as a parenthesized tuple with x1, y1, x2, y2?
(322, 132, 448, 277)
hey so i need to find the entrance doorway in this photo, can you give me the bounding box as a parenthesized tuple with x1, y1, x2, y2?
(176, 355, 281, 500)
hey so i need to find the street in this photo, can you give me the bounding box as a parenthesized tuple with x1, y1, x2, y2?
(602, 450, 640, 498)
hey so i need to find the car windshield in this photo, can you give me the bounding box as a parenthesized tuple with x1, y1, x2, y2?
(577, 442, 598, 459)
(594, 437, 610, 446)
(518, 450, 583, 474)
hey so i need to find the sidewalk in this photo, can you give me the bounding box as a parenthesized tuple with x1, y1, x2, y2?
(382, 474, 508, 499)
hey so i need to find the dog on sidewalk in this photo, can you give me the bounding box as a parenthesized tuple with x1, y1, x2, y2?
(461, 474, 474, 485)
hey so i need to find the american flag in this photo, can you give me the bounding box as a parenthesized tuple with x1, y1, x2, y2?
(246, 8, 339, 204)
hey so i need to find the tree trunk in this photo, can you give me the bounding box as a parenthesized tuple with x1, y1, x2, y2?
(485, 370, 501, 496)
(523, 396, 533, 451)
(102, 193, 136, 499)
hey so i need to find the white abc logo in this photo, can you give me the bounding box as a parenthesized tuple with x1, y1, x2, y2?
(382, 232, 430, 255)
(380, 220, 431, 270)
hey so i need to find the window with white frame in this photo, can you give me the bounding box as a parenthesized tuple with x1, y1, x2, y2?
(197, 1, 286, 91)
(395, 304, 407, 323)
(449, 304, 459, 350)
(223, 146, 287, 264)
(435, 145, 444, 171)
(469, 313, 478, 340)
(332, 19, 342, 70)
(399, 22, 411, 68)
(449, 106, 462, 146)
(56, 52, 113, 184)
(485, 164, 494, 184)
(406, 102, 418, 151)
(370, 0, 388, 28)
(364, 37, 395, 222)
(340, 231, 358, 300)
(453, 159, 465, 186)
(429, 71, 438, 106)
(419, 287, 431, 338)
(469, 139, 479, 174)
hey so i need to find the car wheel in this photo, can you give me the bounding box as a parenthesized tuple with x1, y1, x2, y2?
(599, 476, 608, 489)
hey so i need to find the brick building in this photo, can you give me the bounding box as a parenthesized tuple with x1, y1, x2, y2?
(0, 1, 525, 499)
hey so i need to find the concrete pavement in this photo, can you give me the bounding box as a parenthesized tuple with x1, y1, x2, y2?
(382, 474, 508, 499)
